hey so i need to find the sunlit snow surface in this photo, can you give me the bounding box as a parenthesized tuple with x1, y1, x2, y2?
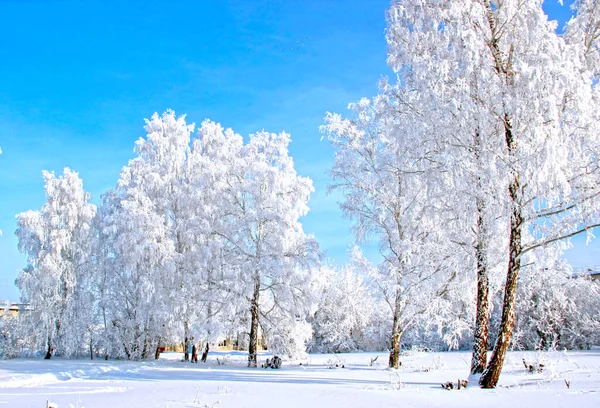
(0, 350, 598, 407)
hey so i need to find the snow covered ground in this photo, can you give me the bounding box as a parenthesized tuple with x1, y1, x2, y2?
(0, 349, 598, 408)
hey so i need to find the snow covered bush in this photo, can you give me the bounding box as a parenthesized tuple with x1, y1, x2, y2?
(515, 261, 600, 350)
(359, 300, 392, 352)
(0, 313, 34, 358)
(264, 319, 312, 359)
(308, 265, 374, 353)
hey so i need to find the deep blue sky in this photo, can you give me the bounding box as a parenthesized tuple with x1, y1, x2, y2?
(0, 0, 592, 301)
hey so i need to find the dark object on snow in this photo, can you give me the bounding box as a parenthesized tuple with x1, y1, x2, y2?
(564, 379, 571, 389)
(263, 356, 282, 369)
(442, 379, 468, 390)
(522, 358, 544, 373)
(369, 356, 378, 366)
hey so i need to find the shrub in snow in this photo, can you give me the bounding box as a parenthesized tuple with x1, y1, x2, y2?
(264, 318, 312, 360)
(514, 260, 600, 350)
(308, 265, 374, 353)
(0, 314, 35, 359)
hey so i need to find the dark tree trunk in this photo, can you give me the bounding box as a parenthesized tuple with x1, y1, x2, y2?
(248, 277, 261, 368)
(155, 336, 162, 360)
(480, 201, 522, 387)
(123, 343, 132, 360)
(480, 116, 522, 389)
(141, 326, 151, 359)
(90, 336, 94, 360)
(201, 342, 209, 363)
(183, 320, 190, 362)
(388, 289, 403, 369)
(54, 318, 61, 357)
(44, 335, 53, 359)
(471, 196, 489, 375)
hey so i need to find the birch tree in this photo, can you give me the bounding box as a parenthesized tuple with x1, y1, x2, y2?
(323, 96, 464, 369)
(212, 125, 319, 366)
(15, 168, 96, 358)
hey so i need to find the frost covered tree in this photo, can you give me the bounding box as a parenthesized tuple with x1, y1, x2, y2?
(212, 125, 319, 366)
(15, 168, 96, 358)
(130, 111, 198, 359)
(89, 190, 123, 359)
(95, 111, 196, 359)
(386, 0, 600, 387)
(323, 96, 465, 369)
(186, 120, 248, 361)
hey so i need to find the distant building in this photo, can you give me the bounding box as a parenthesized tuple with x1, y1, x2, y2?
(0, 301, 30, 317)
(574, 265, 600, 281)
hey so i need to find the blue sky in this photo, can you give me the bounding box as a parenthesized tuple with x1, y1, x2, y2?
(0, 0, 593, 301)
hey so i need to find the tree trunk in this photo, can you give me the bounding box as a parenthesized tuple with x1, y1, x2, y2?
(480, 116, 522, 387)
(183, 320, 190, 362)
(471, 195, 489, 375)
(155, 336, 162, 360)
(123, 343, 132, 360)
(54, 318, 61, 357)
(388, 289, 403, 369)
(90, 334, 94, 360)
(44, 335, 53, 360)
(479, 200, 522, 387)
(201, 342, 209, 363)
(141, 325, 150, 359)
(248, 277, 261, 368)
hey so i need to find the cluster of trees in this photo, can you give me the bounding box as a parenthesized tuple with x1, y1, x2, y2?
(307, 257, 600, 355)
(11, 113, 319, 367)
(2, 0, 600, 389)
(322, 0, 600, 388)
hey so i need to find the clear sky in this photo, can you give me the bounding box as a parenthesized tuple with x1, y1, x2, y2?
(0, 0, 594, 302)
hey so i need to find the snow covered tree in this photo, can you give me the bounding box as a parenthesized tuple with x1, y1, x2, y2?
(211, 126, 319, 366)
(186, 120, 248, 361)
(323, 96, 465, 369)
(386, 0, 600, 387)
(129, 110, 198, 359)
(12, 111, 319, 362)
(94, 111, 196, 359)
(15, 168, 96, 358)
(89, 190, 123, 359)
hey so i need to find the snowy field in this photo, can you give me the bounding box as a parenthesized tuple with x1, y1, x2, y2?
(0, 349, 599, 408)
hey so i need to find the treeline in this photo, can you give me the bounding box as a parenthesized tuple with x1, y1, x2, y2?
(8, 114, 319, 367)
